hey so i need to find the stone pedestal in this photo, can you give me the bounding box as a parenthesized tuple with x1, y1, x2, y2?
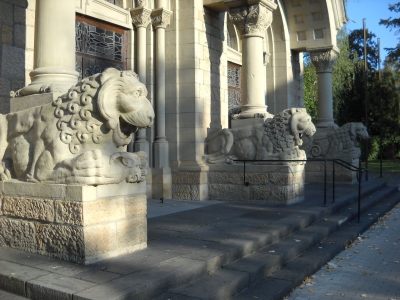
(0, 181, 147, 265)
(208, 164, 305, 204)
(172, 170, 209, 201)
(305, 158, 359, 184)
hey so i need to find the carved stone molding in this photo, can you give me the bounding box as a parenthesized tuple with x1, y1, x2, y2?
(310, 49, 339, 73)
(136, 0, 146, 7)
(131, 7, 152, 28)
(228, 4, 273, 38)
(151, 8, 173, 29)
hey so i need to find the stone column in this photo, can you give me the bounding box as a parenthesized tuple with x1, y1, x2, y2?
(151, 4, 173, 198)
(309, 48, 339, 129)
(131, 6, 152, 154)
(20, 0, 79, 96)
(228, 2, 276, 119)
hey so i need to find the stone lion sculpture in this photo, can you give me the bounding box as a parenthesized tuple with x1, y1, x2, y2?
(0, 68, 155, 185)
(203, 108, 316, 164)
(301, 122, 369, 159)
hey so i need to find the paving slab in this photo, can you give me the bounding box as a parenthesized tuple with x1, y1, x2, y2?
(26, 273, 96, 300)
(170, 269, 249, 300)
(0, 261, 49, 297)
(0, 289, 28, 300)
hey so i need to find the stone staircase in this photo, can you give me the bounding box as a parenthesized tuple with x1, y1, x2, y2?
(0, 181, 399, 300)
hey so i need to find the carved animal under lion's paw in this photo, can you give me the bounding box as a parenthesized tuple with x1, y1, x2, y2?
(0, 68, 154, 185)
(203, 108, 316, 164)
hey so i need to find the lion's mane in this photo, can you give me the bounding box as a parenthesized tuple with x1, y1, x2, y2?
(52, 69, 139, 154)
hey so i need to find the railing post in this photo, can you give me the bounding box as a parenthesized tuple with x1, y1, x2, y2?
(324, 159, 327, 207)
(358, 168, 362, 223)
(243, 160, 246, 185)
(332, 159, 335, 203)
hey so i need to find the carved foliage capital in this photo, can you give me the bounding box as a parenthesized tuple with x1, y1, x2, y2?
(131, 7, 152, 28)
(228, 4, 273, 38)
(151, 8, 173, 29)
(310, 50, 338, 73)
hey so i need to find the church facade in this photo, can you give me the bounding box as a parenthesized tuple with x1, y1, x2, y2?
(0, 0, 347, 200)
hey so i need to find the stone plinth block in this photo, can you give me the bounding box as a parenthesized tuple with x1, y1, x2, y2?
(305, 159, 359, 184)
(0, 180, 147, 265)
(208, 164, 305, 205)
(172, 171, 209, 201)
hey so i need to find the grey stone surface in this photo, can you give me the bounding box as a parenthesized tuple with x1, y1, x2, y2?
(0, 289, 27, 300)
(26, 274, 96, 300)
(0, 260, 48, 296)
(1, 45, 25, 79)
(171, 269, 249, 300)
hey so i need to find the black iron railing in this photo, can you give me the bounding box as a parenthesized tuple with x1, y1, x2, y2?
(233, 159, 367, 222)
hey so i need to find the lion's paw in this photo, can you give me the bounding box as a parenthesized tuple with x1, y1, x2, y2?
(71, 149, 104, 180)
(0, 162, 11, 181)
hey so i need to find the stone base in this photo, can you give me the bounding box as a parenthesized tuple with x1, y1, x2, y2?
(208, 164, 305, 205)
(305, 159, 359, 184)
(152, 168, 172, 199)
(172, 171, 209, 201)
(0, 180, 147, 265)
(230, 118, 265, 129)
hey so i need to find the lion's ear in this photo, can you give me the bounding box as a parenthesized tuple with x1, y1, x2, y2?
(300, 116, 310, 123)
(99, 68, 121, 85)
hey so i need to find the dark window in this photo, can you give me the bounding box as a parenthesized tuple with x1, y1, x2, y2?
(228, 62, 242, 110)
(75, 15, 128, 80)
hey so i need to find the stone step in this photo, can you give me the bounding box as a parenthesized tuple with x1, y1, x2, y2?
(0, 181, 391, 300)
(152, 185, 400, 300)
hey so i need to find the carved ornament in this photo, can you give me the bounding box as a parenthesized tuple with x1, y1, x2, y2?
(131, 7, 152, 28)
(310, 49, 339, 73)
(228, 4, 273, 38)
(151, 8, 173, 29)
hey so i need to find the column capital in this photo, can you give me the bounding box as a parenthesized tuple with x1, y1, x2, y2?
(151, 8, 173, 29)
(309, 49, 339, 73)
(228, 3, 273, 38)
(131, 7, 152, 28)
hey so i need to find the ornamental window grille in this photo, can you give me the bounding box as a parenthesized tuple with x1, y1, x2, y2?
(75, 15, 128, 80)
(228, 65, 240, 88)
(227, 31, 232, 48)
(228, 62, 242, 110)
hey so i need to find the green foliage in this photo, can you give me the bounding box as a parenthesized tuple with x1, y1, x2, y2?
(303, 57, 318, 122)
(379, 2, 400, 64)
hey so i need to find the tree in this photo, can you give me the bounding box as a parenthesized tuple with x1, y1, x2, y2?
(303, 56, 318, 123)
(379, 2, 400, 64)
(303, 27, 357, 124)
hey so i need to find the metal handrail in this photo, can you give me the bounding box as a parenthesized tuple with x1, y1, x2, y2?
(233, 158, 367, 222)
(332, 159, 367, 222)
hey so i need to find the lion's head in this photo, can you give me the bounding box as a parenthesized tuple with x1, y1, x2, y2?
(266, 108, 316, 147)
(53, 68, 155, 153)
(349, 122, 369, 144)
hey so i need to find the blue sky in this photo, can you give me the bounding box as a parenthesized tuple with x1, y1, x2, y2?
(345, 0, 399, 61)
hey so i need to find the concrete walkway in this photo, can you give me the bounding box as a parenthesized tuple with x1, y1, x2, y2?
(287, 201, 400, 300)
